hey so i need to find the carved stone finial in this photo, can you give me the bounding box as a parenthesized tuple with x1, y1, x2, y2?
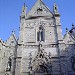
(38, 0, 42, 1)
(24, 3, 25, 7)
(66, 28, 68, 32)
(53, 2, 58, 14)
(21, 3, 27, 17)
(72, 23, 74, 28)
(12, 29, 15, 34)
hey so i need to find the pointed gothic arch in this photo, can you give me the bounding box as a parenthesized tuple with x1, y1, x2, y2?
(37, 25, 45, 42)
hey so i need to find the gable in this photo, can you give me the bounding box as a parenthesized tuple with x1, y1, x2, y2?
(63, 32, 75, 44)
(27, 0, 53, 18)
(69, 27, 75, 38)
(6, 32, 17, 46)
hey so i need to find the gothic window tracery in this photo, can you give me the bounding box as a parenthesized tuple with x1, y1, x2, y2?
(37, 26, 45, 42)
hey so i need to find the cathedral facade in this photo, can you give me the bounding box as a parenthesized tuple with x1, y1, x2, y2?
(0, 0, 75, 75)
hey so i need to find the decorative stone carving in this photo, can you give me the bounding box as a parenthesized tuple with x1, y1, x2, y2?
(6, 57, 12, 72)
(53, 2, 58, 14)
(29, 43, 52, 74)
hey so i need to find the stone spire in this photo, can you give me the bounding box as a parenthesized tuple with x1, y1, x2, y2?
(53, 2, 59, 14)
(11, 29, 17, 41)
(21, 3, 27, 18)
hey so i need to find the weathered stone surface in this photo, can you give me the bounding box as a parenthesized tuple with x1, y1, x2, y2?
(0, 0, 75, 75)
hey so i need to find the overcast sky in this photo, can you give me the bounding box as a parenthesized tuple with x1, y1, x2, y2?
(0, 0, 75, 41)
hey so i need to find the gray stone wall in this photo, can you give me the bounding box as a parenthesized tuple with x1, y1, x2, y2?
(0, 0, 75, 75)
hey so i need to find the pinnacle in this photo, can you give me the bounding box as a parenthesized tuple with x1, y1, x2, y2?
(38, 0, 42, 2)
(72, 23, 74, 28)
(66, 28, 68, 32)
(12, 29, 15, 34)
(24, 3, 25, 7)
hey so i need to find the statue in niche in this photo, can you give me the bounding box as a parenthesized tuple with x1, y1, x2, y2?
(71, 55, 75, 71)
(6, 57, 12, 72)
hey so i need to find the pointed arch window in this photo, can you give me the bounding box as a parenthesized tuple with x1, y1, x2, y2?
(37, 26, 45, 42)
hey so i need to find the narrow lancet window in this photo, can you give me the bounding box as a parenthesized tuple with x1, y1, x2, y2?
(37, 26, 45, 42)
